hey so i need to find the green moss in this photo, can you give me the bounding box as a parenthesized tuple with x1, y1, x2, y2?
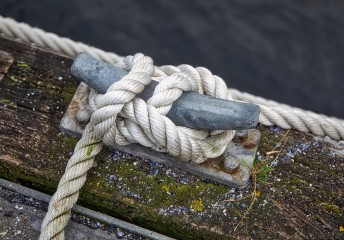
(190, 199, 204, 212)
(50, 134, 78, 157)
(61, 134, 79, 145)
(60, 85, 77, 106)
(0, 99, 16, 106)
(2, 117, 342, 239)
(9, 76, 19, 82)
(107, 161, 228, 209)
(7, 63, 33, 84)
(86, 145, 94, 157)
(17, 63, 30, 68)
(320, 203, 342, 215)
(0, 133, 81, 195)
(288, 185, 303, 195)
(0, 161, 58, 195)
(75, 152, 232, 239)
(161, 184, 170, 193)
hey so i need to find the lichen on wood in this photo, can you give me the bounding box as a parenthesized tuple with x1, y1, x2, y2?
(0, 36, 343, 240)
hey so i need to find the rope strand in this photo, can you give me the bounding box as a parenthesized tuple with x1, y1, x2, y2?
(1, 15, 344, 240)
(1, 15, 343, 140)
(38, 53, 235, 239)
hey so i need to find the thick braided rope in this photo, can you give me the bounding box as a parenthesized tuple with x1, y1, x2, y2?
(154, 65, 344, 140)
(0, 15, 122, 64)
(39, 53, 235, 239)
(229, 89, 344, 140)
(39, 54, 153, 239)
(1, 15, 342, 140)
(87, 58, 235, 163)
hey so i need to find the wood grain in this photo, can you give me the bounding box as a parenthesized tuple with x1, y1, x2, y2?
(0, 36, 343, 240)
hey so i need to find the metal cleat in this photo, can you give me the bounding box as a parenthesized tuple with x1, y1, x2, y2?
(71, 53, 259, 130)
(60, 53, 261, 188)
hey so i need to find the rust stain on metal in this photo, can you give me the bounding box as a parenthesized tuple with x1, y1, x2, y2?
(202, 155, 241, 174)
(200, 156, 224, 171)
(243, 130, 259, 149)
(60, 83, 261, 187)
(229, 167, 245, 182)
(244, 142, 257, 149)
(221, 164, 240, 174)
(59, 83, 90, 136)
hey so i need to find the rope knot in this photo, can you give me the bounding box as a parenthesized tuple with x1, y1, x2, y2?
(88, 53, 235, 163)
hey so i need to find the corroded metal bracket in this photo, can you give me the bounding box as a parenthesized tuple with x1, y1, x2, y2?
(60, 83, 260, 188)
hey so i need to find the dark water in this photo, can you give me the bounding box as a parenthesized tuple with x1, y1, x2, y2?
(1, 0, 343, 117)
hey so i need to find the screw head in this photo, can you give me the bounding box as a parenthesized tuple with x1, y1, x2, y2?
(223, 153, 240, 173)
(232, 130, 249, 143)
(76, 108, 91, 123)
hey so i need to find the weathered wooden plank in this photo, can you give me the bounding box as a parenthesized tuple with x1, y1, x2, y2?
(0, 36, 343, 240)
(0, 49, 13, 82)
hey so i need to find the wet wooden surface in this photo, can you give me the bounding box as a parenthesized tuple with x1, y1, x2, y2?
(0, 36, 343, 240)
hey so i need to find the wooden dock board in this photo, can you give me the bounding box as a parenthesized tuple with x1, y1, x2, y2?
(0, 36, 343, 239)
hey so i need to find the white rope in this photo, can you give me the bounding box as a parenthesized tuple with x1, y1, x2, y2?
(1, 15, 342, 140)
(1, 15, 343, 140)
(1, 14, 344, 240)
(38, 52, 235, 239)
(229, 89, 344, 139)
(0, 15, 122, 64)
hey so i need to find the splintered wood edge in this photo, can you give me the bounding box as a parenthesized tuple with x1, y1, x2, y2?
(0, 50, 14, 81)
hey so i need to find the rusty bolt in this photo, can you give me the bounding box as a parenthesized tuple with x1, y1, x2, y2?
(222, 153, 240, 173)
(232, 130, 249, 143)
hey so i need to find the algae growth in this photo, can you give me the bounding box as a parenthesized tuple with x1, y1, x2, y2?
(1, 52, 343, 239)
(0, 99, 16, 106)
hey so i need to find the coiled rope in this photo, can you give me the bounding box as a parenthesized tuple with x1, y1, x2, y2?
(1, 15, 344, 240)
(0, 15, 343, 140)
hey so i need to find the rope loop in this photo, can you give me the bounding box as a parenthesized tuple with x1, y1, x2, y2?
(1, 15, 343, 240)
(89, 53, 235, 163)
